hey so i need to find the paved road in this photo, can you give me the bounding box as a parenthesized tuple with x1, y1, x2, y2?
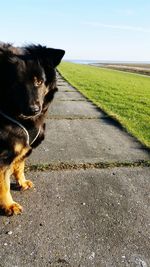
(0, 74, 150, 267)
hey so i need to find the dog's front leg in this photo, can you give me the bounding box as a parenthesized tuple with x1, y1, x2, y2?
(0, 167, 23, 215)
(12, 158, 33, 191)
(12, 143, 33, 191)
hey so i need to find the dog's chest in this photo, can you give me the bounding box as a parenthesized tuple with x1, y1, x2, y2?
(0, 114, 44, 148)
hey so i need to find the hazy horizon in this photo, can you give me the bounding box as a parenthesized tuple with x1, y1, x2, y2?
(65, 59, 150, 64)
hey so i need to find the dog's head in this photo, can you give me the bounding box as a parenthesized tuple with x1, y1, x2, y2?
(0, 44, 65, 117)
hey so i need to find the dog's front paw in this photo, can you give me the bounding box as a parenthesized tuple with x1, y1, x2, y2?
(4, 202, 23, 216)
(21, 180, 34, 191)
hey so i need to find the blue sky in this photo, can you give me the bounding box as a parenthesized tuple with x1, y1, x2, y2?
(0, 0, 150, 61)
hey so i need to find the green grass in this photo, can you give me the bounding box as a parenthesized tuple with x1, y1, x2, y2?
(58, 62, 150, 148)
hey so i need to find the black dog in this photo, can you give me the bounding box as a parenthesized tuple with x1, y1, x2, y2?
(0, 43, 65, 215)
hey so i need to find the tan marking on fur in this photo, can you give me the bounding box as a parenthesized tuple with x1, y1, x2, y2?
(12, 159, 33, 190)
(0, 166, 23, 215)
(45, 86, 49, 95)
(0, 144, 32, 215)
(12, 144, 33, 190)
(14, 143, 24, 154)
(14, 143, 30, 160)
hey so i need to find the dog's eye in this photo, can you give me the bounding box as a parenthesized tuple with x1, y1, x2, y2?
(34, 77, 44, 87)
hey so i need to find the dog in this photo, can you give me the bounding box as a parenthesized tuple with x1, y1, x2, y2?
(0, 43, 65, 215)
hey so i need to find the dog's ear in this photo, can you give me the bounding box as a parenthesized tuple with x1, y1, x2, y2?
(26, 45, 65, 68)
(46, 48, 65, 67)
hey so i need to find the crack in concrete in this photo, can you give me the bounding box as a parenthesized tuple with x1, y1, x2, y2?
(56, 99, 86, 101)
(47, 116, 100, 120)
(26, 160, 150, 172)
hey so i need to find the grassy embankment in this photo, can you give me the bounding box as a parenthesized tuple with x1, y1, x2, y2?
(58, 62, 150, 148)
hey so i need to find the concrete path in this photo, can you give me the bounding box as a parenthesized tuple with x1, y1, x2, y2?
(0, 74, 150, 267)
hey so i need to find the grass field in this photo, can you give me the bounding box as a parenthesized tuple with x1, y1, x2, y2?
(58, 62, 150, 148)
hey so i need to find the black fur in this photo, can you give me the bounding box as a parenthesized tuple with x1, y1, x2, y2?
(0, 43, 65, 166)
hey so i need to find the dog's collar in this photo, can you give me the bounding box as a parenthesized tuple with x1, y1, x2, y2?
(0, 110, 41, 146)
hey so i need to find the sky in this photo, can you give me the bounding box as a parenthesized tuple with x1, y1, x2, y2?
(0, 0, 150, 61)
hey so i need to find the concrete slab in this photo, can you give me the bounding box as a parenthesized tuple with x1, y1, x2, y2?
(57, 79, 77, 92)
(56, 85, 77, 92)
(56, 77, 77, 92)
(56, 76, 76, 92)
(28, 119, 150, 165)
(0, 167, 149, 266)
(56, 80, 66, 86)
(48, 100, 104, 119)
(55, 91, 86, 101)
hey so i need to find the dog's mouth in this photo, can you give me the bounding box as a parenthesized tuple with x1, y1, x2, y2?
(19, 112, 41, 120)
(19, 107, 42, 119)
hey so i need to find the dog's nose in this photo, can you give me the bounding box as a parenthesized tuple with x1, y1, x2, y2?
(30, 105, 40, 115)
